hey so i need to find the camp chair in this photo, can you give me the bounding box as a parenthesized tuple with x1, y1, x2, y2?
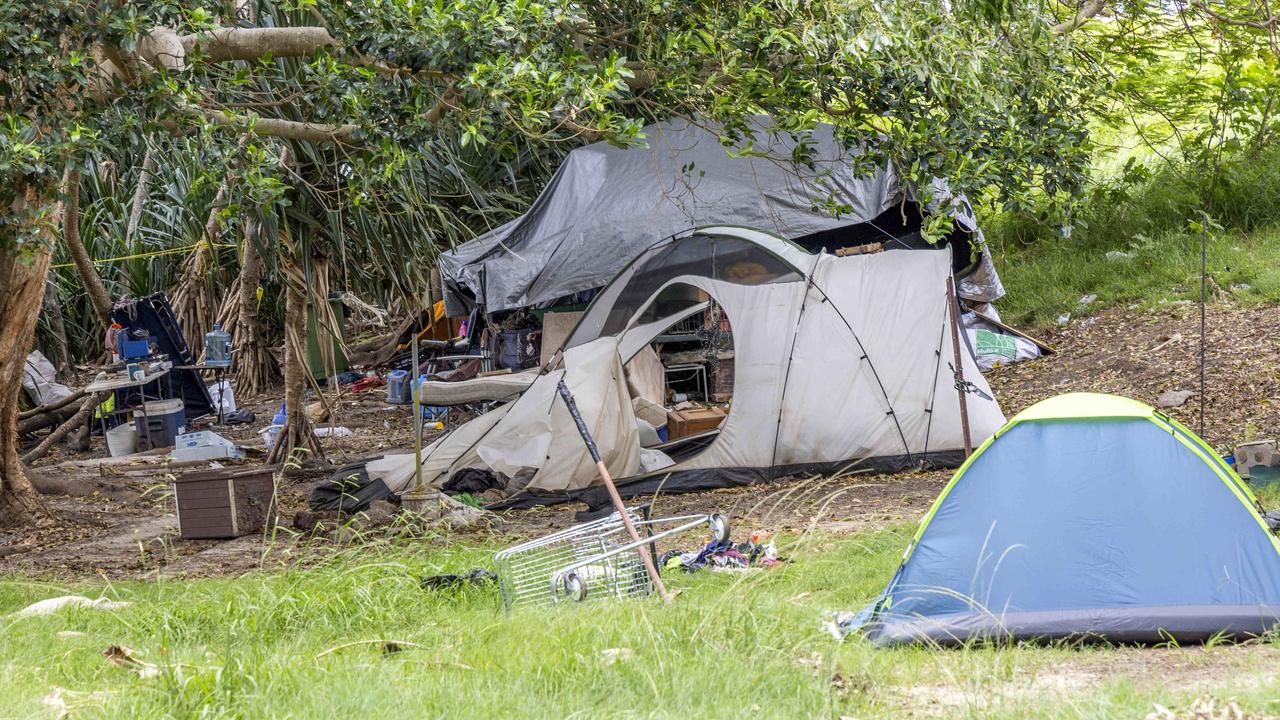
(418, 307, 491, 375)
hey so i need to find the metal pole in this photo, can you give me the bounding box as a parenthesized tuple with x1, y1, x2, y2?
(411, 331, 423, 493)
(556, 379, 672, 604)
(946, 277, 973, 457)
(1200, 225, 1207, 435)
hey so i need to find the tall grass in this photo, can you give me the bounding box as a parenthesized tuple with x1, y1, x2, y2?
(985, 146, 1280, 327)
(2, 527, 1278, 718)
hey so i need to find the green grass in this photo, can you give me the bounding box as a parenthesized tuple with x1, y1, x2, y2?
(991, 222, 1280, 328)
(984, 144, 1280, 327)
(3, 527, 1279, 718)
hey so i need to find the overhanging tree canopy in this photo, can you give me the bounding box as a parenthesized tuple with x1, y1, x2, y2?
(1, 0, 1099, 526)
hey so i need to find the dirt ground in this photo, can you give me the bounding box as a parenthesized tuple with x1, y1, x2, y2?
(2, 299, 1278, 581)
(890, 642, 1280, 716)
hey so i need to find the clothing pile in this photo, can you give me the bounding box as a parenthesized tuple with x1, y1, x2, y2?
(659, 536, 784, 573)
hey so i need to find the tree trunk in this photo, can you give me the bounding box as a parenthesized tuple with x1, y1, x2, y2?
(214, 219, 279, 396)
(40, 276, 71, 378)
(61, 168, 114, 326)
(266, 247, 324, 467)
(171, 180, 231, 358)
(169, 242, 214, 358)
(125, 147, 156, 243)
(0, 188, 56, 527)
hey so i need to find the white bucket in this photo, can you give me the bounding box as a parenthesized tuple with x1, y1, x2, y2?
(106, 422, 138, 457)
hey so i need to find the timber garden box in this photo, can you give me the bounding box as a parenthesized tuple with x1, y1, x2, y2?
(174, 466, 278, 539)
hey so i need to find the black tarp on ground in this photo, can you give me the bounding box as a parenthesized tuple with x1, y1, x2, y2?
(309, 458, 394, 513)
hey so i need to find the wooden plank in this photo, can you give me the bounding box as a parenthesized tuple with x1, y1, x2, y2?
(539, 311, 584, 366)
(174, 506, 233, 521)
(174, 480, 230, 493)
(834, 242, 883, 257)
(174, 485, 231, 500)
(180, 528, 236, 539)
(177, 520, 235, 531)
(176, 517, 235, 530)
(178, 466, 277, 482)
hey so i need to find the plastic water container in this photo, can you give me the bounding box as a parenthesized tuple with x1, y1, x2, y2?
(205, 322, 232, 368)
(134, 399, 185, 450)
(386, 370, 411, 405)
(106, 422, 138, 457)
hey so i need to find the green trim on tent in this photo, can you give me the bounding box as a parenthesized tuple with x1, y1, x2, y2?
(1009, 392, 1154, 423)
(904, 393, 1280, 563)
(1149, 416, 1280, 554)
(1164, 414, 1259, 505)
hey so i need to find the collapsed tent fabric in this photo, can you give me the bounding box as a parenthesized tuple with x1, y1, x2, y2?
(850, 393, 1280, 646)
(366, 335, 640, 498)
(379, 226, 1005, 506)
(439, 116, 1003, 316)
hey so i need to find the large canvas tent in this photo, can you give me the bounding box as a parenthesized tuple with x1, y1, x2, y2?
(848, 393, 1280, 646)
(367, 226, 1006, 508)
(438, 116, 1003, 317)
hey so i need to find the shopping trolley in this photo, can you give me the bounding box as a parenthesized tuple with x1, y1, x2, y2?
(494, 506, 729, 610)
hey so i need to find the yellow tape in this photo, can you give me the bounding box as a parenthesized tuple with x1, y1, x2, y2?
(51, 243, 237, 269)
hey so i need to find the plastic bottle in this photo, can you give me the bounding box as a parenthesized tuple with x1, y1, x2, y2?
(106, 324, 124, 363)
(272, 403, 287, 426)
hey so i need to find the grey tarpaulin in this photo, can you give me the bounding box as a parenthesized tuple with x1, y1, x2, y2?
(440, 116, 1003, 316)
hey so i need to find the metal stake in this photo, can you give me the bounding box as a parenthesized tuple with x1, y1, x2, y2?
(947, 276, 973, 457)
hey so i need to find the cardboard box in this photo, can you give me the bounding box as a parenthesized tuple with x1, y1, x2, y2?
(175, 430, 235, 449)
(667, 406, 727, 440)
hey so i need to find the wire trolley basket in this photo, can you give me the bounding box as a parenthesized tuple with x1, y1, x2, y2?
(494, 506, 729, 611)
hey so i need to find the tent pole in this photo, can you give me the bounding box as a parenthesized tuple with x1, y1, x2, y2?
(556, 379, 672, 604)
(947, 277, 973, 457)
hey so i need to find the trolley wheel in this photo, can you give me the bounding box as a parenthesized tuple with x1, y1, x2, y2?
(563, 572, 588, 602)
(709, 513, 731, 543)
(136, 437, 152, 452)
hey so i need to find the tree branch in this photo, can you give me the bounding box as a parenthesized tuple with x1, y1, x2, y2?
(1052, 0, 1108, 33)
(181, 26, 338, 63)
(162, 110, 360, 144)
(139, 27, 188, 71)
(623, 61, 657, 90)
(61, 168, 114, 325)
(1193, 0, 1280, 28)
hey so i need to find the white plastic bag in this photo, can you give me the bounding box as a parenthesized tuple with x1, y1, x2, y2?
(207, 379, 236, 413)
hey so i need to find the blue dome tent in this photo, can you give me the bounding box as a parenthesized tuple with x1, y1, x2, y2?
(850, 393, 1280, 646)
